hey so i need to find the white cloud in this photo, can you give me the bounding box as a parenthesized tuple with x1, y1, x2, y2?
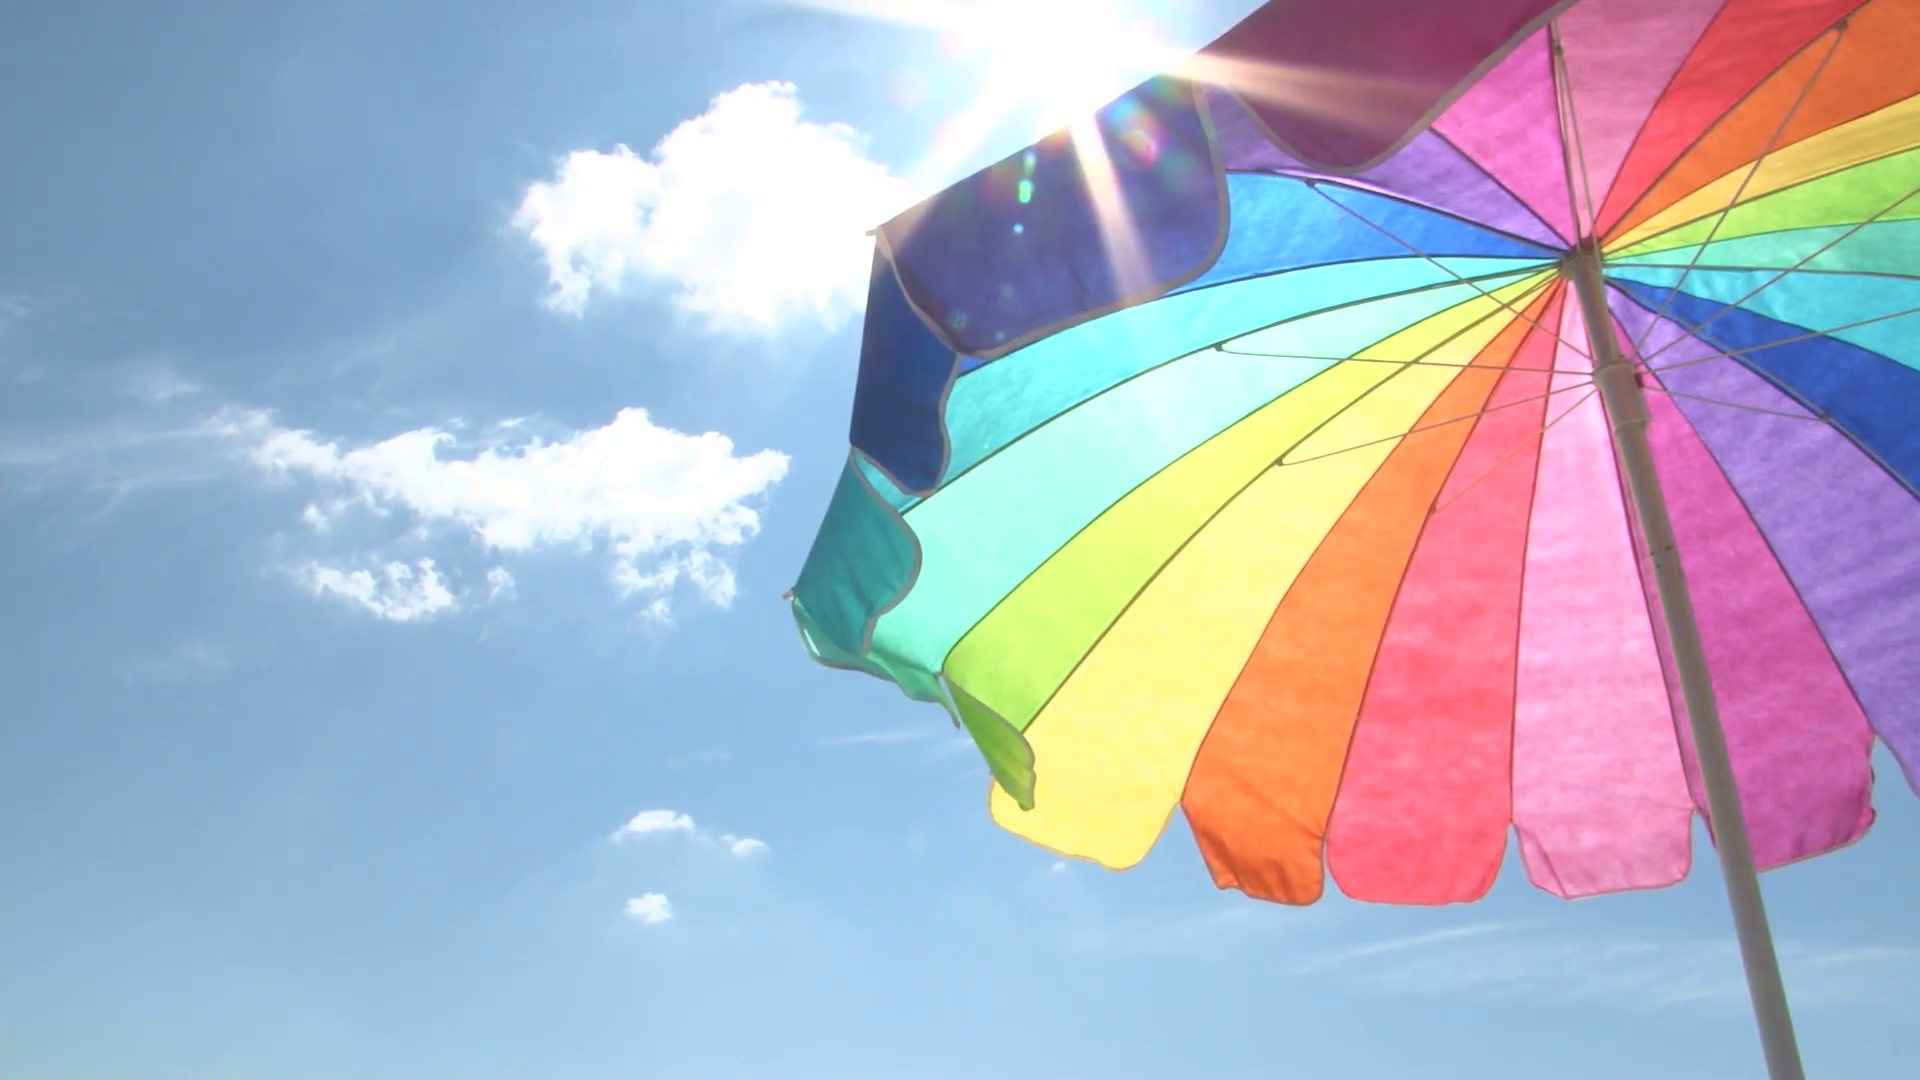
(614, 810, 697, 840)
(624, 893, 674, 925)
(293, 558, 458, 623)
(485, 566, 515, 602)
(226, 406, 789, 618)
(513, 81, 912, 329)
(721, 834, 770, 858)
(611, 809, 769, 857)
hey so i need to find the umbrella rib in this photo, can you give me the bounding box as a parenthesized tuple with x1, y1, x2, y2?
(1430, 386, 1598, 515)
(1634, 181, 1920, 368)
(1641, 384, 1831, 421)
(1627, 24, 1848, 355)
(1622, 294, 1920, 503)
(1299, 179, 1587, 359)
(1550, 24, 1602, 241)
(1610, 141, 1919, 257)
(1633, 312, 1920, 504)
(905, 269, 1553, 502)
(1274, 380, 1593, 468)
(1212, 344, 1586, 375)
(1428, 127, 1578, 247)
(1647, 301, 1920, 375)
(1608, 262, 1920, 282)
(1264, 162, 1568, 253)
(1596, 10, 1860, 243)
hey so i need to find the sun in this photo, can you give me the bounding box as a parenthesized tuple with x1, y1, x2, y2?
(948, 0, 1175, 131)
(782, 0, 1180, 179)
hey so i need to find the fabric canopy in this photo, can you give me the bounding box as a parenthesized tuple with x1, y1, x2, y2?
(791, 0, 1920, 908)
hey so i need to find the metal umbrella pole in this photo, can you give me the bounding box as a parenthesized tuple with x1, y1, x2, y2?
(1565, 241, 1808, 1080)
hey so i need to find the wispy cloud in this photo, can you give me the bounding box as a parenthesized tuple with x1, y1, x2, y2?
(1800, 945, 1920, 968)
(513, 81, 912, 330)
(820, 726, 937, 746)
(116, 359, 202, 404)
(116, 640, 235, 684)
(1290, 922, 1516, 974)
(612, 809, 768, 858)
(926, 733, 982, 760)
(821, 724, 977, 766)
(0, 326, 218, 501)
(666, 749, 733, 772)
(0, 413, 239, 501)
(623, 893, 674, 925)
(0, 293, 33, 382)
(1061, 902, 1309, 959)
(1293, 923, 1920, 1011)
(1021, 856, 1329, 959)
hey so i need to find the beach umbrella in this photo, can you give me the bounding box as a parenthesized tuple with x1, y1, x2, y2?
(787, 2, 1920, 1076)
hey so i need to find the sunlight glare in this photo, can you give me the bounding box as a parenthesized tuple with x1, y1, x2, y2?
(782, 0, 1178, 296)
(952, 0, 1173, 132)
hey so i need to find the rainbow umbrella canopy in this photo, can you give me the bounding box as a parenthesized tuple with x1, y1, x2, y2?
(790, 0, 1918, 1073)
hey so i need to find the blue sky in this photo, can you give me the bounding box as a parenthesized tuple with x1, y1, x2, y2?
(1, 1, 1915, 1078)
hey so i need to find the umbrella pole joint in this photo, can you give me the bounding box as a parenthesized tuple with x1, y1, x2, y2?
(1565, 242, 1808, 1080)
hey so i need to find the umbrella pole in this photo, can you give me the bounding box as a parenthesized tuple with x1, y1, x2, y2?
(1565, 242, 1807, 1080)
